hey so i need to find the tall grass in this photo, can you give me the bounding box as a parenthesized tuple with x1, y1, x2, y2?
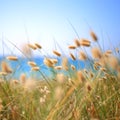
(0, 30, 120, 120)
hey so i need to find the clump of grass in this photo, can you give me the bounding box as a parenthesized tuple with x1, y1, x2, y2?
(0, 29, 120, 120)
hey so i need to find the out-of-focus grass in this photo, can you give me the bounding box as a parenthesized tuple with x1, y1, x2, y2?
(0, 30, 120, 120)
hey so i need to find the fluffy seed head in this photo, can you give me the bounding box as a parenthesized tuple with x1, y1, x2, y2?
(1, 61, 12, 73)
(20, 73, 26, 84)
(71, 64, 76, 70)
(28, 61, 37, 67)
(53, 50, 61, 57)
(31, 66, 40, 71)
(86, 82, 92, 92)
(68, 45, 76, 49)
(91, 47, 102, 59)
(70, 53, 76, 60)
(44, 58, 53, 67)
(28, 43, 37, 50)
(90, 31, 98, 41)
(34, 43, 42, 49)
(80, 39, 91, 47)
(79, 51, 87, 60)
(50, 58, 58, 64)
(6, 56, 18, 61)
(54, 66, 62, 70)
(74, 39, 80, 47)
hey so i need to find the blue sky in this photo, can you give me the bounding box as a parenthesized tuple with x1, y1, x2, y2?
(0, 0, 120, 55)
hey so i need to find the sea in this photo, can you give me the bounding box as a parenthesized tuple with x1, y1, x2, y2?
(0, 56, 90, 80)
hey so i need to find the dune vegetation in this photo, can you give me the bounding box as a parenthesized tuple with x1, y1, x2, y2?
(0, 30, 120, 120)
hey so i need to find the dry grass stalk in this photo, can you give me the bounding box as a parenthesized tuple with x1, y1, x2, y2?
(79, 51, 87, 60)
(28, 61, 37, 67)
(53, 50, 61, 57)
(1, 61, 12, 73)
(6, 56, 18, 61)
(80, 39, 91, 47)
(31, 66, 39, 71)
(34, 43, 42, 49)
(28, 43, 37, 50)
(70, 53, 76, 60)
(44, 58, 53, 67)
(90, 31, 98, 41)
(74, 39, 80, 47)
(116, 48, 119, 53)
(91, 47, 102, 59)
(68, 45, 76, 49)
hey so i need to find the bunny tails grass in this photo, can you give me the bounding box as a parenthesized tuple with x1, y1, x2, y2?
(0, 28, 120, 120)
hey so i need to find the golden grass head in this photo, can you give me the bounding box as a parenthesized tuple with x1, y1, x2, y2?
(91, 47, 102, 59)
(80, 39, 91, 47)
(74, 39, 80, 47)
(6, 56, 18, 61)
(28, 61, 37, 67)
(85, 82, 92, 92)
(34, 43, 42, 49)
(90, 30, 98, 41)
(28, 43, 37, 50)
(1, 61, 12, 74)
(79, 51, 87, 61)
(54, 66, 62, 70)
(71, 64, 76, 70)
(53, 50, 61, 57)
(70, 53, 76, 60)
(20, 73, 26, 84)
(44, 58, 53, 67)
(50, 58, 58, 65)
(68, 45, 76, 49)
(31, 66, 40, 71)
